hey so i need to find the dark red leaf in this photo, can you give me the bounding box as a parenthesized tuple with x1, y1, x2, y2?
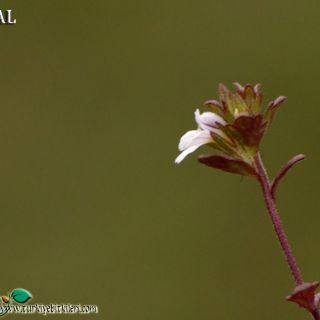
(198, 154, 257, 177)
(286, 282, 319, 313)
(231, 114, 266, 149)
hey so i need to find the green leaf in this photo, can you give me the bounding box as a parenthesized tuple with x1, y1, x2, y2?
(10, 288, 33, 304)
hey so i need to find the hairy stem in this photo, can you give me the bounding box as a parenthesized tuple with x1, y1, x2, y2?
(254, 153, 320, 319)
(254, 153, 303, 285)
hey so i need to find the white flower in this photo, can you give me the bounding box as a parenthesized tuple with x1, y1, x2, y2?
(194, 109, 226, 132)
(175, 109, 226, 164)
(175, 130, 212, 164)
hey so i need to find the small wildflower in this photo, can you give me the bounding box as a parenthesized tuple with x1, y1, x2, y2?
(175, 82, 319, 319)
(175, 83, 286, 175)
(174, 109, 225, 164)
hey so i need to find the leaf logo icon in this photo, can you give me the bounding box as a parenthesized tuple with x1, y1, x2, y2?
(10, 289, 33, 304)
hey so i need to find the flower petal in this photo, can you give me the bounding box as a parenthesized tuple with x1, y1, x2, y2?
(194, 109, 226, 132)
(175, 130, 213, 164)
(175, 145, 200, 164)
(178, 130, 212, 151)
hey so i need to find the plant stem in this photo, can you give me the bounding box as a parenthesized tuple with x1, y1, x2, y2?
(254, 153, 320, 320)
(254, 152, 303, 285)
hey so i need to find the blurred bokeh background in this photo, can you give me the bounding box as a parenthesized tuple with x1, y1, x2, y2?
(0, 1, 319, 319)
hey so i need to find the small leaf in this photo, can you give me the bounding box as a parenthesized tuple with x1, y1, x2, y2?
(233, 83, 262, 113)
(265, 96, 286, 127)
(232, 114, 266, 149)
(233, 82, 245, 94)
(10, 288, 33, 304)
(286, 281, 319, 313)
(204, 100, 224, 116)
(243, 84, 255, 101)
(198, 154, 257, 177)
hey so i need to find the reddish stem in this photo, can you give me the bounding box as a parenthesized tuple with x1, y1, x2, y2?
(254, 153, 320, 319)
(254, 153, 303, 285)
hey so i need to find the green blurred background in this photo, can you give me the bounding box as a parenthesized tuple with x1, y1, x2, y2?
(0, 1, 319, 319)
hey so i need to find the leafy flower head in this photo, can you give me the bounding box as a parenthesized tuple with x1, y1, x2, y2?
(175, 83, 286, 176)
